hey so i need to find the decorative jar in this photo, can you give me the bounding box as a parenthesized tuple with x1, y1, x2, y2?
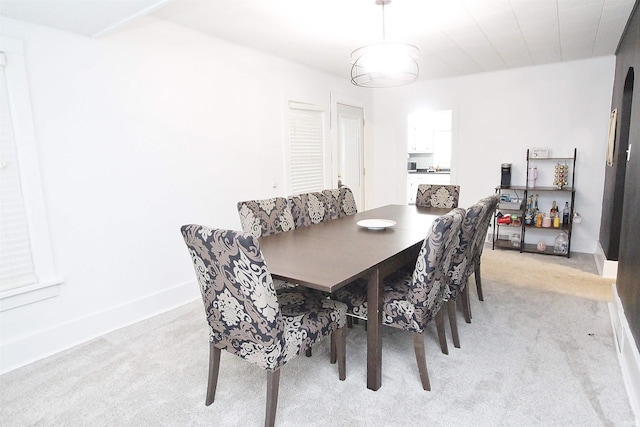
(554, 232, 569, 255)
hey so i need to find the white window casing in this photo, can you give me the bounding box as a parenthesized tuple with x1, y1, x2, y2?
(0, 37, 62, 311)
(1, 51, 37, 290)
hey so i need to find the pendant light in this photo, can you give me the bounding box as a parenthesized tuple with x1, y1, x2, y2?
(351, 0, 419, 88)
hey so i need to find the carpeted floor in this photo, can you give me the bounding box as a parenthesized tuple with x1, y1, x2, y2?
(481, 248, 613, 302)
(1, 248, 636, 426)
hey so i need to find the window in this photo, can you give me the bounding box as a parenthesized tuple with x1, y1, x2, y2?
(0, 37, 61, 311)
(0, 51, 37, 290)
(288, 102, 327, 194)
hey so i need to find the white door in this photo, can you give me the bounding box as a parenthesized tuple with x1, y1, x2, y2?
(336, 103, 365, 209)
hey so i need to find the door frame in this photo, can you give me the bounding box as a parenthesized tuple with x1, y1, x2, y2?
(334, 102, 365, 209)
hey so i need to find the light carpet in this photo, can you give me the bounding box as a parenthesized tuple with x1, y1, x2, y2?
(1, 249, 636, 426)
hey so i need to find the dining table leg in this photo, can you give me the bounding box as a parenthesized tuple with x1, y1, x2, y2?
(366, 268, 382, 391)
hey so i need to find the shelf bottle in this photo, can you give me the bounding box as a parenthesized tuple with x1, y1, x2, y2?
(562, 202, 570, 226)
(525, 195, 534, 225)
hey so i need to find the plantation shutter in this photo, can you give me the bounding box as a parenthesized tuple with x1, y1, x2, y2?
(288, 102, 325, 194)
(0, 51, 37, 290)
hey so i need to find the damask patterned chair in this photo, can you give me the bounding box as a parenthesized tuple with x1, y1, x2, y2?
(236, 197, 295, 238)
(468, 194, 500, 301)
(331, 208, 464, 390)
(288, 192, 332, 227)
(237, 197, 297, 291)
(322, 187, 358, 219)
(444, 200, 489, 348)
(416, 184, 460, 208)
(181, 225, 347, 427)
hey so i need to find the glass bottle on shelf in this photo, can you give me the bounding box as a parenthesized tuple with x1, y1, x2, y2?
(550, 201, 557, 218)
(562, 202, 570, 226)
(525, 195, 534, 225)
(554, 232, 569, 254)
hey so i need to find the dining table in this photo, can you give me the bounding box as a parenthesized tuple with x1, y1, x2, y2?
(258, 203, 451, 391)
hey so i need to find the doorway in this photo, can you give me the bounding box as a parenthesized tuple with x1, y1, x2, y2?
(406, 109, 453, 203)
(407, 109, 452, 173)
(336, 103, 365, 209)
(610, 68, 634, 260)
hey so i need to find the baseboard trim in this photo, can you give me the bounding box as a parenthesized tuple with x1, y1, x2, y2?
(609, 284, 640, 423)
(0, 280, 200, 374)
(596, 242, 618, 279)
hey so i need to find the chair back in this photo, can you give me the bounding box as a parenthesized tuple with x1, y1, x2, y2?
(288, 192, 332, 227)
(408, 208, 464, 326)
(322, 187, 358, 219)
(470, 194, 500, 264)
(180, 225, 285, 371)
(322, 189, 341, 220)
(237, 197, 295, 238)
(447, 202, 488, 298)
(338, 187, 358, 217)
(416, 184, 460, 208)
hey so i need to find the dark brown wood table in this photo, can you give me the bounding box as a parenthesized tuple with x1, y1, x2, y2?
(258, 204, 449, 391)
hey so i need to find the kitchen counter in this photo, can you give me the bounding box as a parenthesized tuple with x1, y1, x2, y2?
(407, 170, 452, 203)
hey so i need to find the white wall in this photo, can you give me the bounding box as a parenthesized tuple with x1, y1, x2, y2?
(0, 16, 374, 373)
(370, 57, 616, 253)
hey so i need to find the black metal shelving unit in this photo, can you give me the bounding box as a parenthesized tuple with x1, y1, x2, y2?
(492, 148, 577, 258)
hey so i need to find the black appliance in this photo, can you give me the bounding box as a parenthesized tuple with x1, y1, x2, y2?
(501, 163, 512, 187)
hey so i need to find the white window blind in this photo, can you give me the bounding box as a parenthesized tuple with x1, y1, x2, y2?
(288, 102, 326, 195)
(0, 52, 37, 291)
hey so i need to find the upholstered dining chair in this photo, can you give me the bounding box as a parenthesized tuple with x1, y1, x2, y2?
(288, 192, 332, 227)
(416, 184, 460, 208)
(321, 189, 340, 220)
(331, 208, 464, 390)
(237, 197, 297, 291)
(237, 197, 295, 238)
(181, 225, 347, 427)
(444, 200, 489, 348)
(323, 187, 358, 219)
(468, 194, 500, 301)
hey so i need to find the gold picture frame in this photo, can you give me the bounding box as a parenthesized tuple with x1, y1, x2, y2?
(607, 109, 617, 167)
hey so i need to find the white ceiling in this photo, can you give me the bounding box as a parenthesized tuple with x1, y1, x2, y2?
(1, 0, 636, 81)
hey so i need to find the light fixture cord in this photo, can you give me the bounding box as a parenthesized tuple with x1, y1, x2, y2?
(381, 2, 386, 43)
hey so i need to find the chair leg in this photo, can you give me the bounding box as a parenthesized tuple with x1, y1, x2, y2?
(475, 262, 484, 301)
(334, 327, 346, 381)
(435, 307, 448, 355)
(461, 283, 472, 323)
(265, 369, 281, 427)
(447, 299, 460, 349)
(206, 344, 221, 406)
(330, 334, 336, 364)
(346, 315, 366, 330)
(412, 332, 431, 391)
